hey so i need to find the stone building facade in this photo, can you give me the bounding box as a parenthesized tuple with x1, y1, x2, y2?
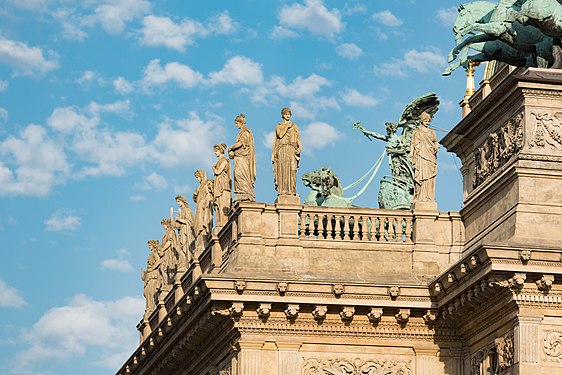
(117, 65, 562, 375)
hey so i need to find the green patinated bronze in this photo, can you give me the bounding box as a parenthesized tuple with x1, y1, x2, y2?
(302, 167, 351, 207)
(445, 0, 562, 75)
(354, 93, 440, 210)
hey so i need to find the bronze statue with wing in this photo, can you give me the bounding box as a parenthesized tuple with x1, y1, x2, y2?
(354, 93, 440, 209)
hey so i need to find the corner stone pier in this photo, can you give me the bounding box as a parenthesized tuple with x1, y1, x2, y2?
(118, 66, 562, 375)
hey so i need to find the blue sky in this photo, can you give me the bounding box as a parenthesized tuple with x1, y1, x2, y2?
(0, 1, 472, 374)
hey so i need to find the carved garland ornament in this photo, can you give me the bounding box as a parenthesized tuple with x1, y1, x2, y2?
(529, 111, 562, 150)
(543, 331, 562, 362)
(473, 113, 523, 188)
(301, 358, 411, 375)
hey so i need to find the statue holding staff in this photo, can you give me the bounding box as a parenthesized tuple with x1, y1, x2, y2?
(212, 143, 232, 227)
(228, 114, 256, 202)
(272, 107, 301, 196)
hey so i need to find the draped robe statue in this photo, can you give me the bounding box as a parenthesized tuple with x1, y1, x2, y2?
(212, 143, 232, 226)
(272, 107, 301, 196)
(174, 195, 195, 268)
(142, 239, 161, 317)
(193, 170, 213, 251)
(410, 112, 439, 203)
(228, 114, 256, 202)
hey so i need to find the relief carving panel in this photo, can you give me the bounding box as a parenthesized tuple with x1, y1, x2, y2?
(473, 113, 524, 188)
(301, 357, 411, 375)
(543, 331, 562, 363)
(529, 112, 562, 150)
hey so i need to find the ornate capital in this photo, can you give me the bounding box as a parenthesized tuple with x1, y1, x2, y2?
(257, 303, 271, 320)
(423, 309, 438, 325)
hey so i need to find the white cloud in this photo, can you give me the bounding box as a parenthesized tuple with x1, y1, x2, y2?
(85, 0, 151, 34)
(101, 249, 134, 272)
(437, 7, 458, 27)
(141, 59, 204, 91)
(301, 122, 341, 153)
(150, 111, 220, 168)
(52, 8, 89, 41)
(75, 70, 104, 86)
(374, 47, 446, 77)
(287, 97, 340, 120)
(134, 172, 168, 190)
(12, 294, 143, 374)
(139, 11, 237, 52)
(0, 279, 27, 308)
(139, 15, 202, 52)
(270, 25, 300, 40)
(278, 0, 343, 39)
(44, 209, 81, 232)
(343, 4, 367, 15)
(208, 55, 264, 86)
(340, 89, 379, 107)
(0, 37, 58, 76)
(0, 107, 8, 122)
(372, 10, 403, 27)
(113, 76, 133, 94)
(262, 131, 275, 149)
(0, 125, 69, 196)
(0, 80, 8, 92)
(336, 43, 363, 59)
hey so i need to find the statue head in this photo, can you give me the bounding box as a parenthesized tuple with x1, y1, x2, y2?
(175, 195, 187, 206)
(281, 107, 292, 120)
(147, 239, 159, 251)
(213, 143, 227, 156)
(194, 169, 207, 182)
(161, 218, 172, 228)
(385, 122, 398, 135)
(234, 113, 246, 128)
(420, 112, 432, 127)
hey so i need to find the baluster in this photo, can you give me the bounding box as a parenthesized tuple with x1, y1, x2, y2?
(353, 216, 361, 241)
(406, 217, 413, 242)
(401, 218, 407, 242)
(343, 215, 351, 240)
(384, 217, 390, 241)
(299, 212, 306, 239)
(362, 216, 370, 241)
(374, 217, 381, 241)
(392, 218, 398, 241)
(313, 214, 319, 238)
(335, 215, 343, 240)
(318, 214, 326, 239)
(328, 215, 335, 239)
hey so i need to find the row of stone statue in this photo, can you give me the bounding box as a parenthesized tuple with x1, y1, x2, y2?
(141, 108, 303, 317)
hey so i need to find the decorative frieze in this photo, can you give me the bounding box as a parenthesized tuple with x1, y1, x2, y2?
(301, 357, 412, 375)
(473, 113, 523, 188)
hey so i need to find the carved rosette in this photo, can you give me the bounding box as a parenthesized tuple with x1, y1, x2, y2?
(473, 113, 523, 188)
(301, 357, 412, 375)
(543, 331, 562, 362)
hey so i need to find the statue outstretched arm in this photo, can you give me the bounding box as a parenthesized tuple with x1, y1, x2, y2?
(352, 121, 387, 141)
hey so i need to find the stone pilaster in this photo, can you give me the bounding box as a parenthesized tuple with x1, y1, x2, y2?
(237, 340, 263, 375)
(414, 347, 439, 375)
(277, 341, 302, 375)
(513, 315, 543, 374)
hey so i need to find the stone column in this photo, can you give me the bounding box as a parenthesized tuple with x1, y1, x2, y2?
(277, 342, 301, 375)
(513, 315, 543, 374)
(260, 341, 278, 375)
(237, 340, 263, 375)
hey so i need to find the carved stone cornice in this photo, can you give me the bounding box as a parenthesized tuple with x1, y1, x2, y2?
(301, 357, 412, 375)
